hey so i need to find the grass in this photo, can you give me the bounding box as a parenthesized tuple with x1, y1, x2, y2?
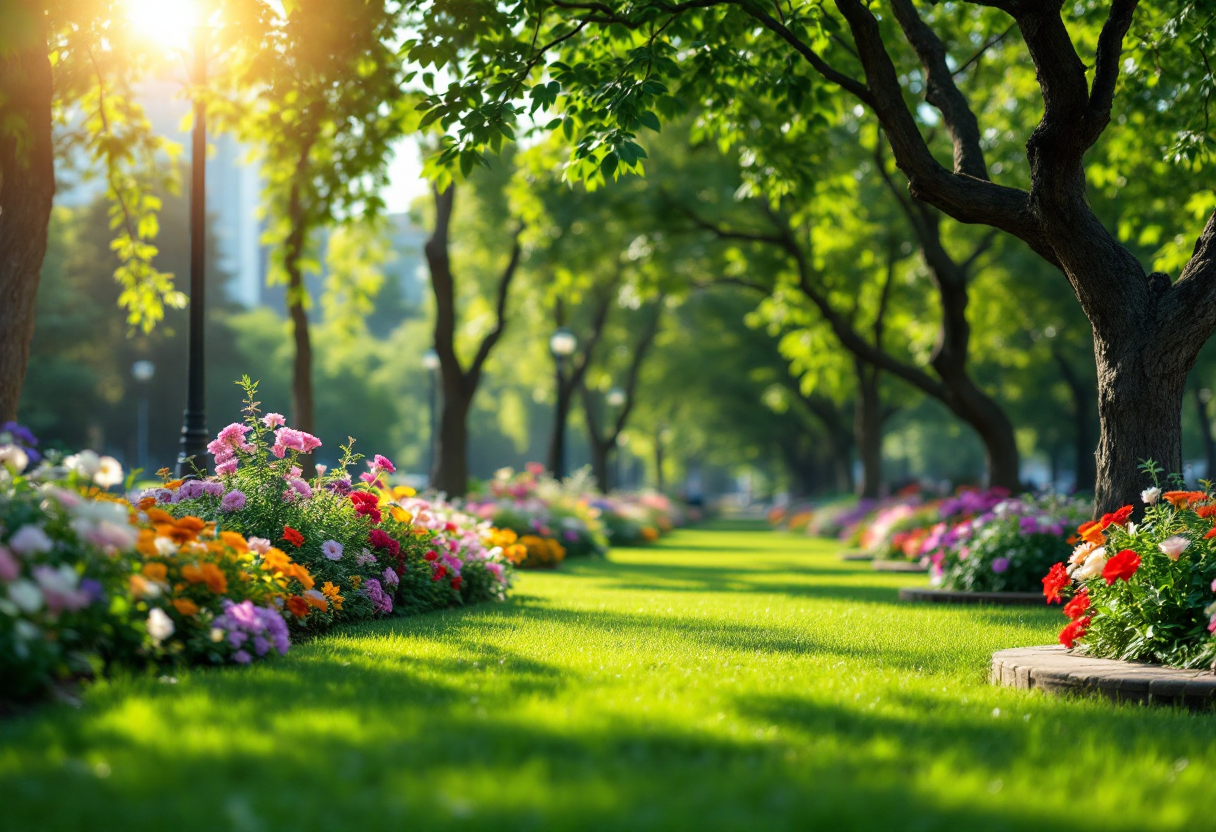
(3, 521, 1216, 831)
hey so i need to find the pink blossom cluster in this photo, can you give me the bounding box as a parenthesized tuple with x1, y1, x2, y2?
(360, 454, 395, 488)
(270, 427, 321, 459)
(208, 423, 255, 476)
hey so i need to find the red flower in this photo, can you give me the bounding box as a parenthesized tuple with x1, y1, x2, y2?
(286, 595, 309, 617)
(1042, 562, 1069, 604)
(1206, 527, 1216, 540)
(281, 526, 305, 548)
(350, 491, 382, 524)
(1063, 589, 1090, 621)
(432, 564, 448, 581)
(424, 549, 439, 561)
(367, 529, 400, 557)
(1102, 549, 1140, 585)
(451, 576, 463, 591)
(1099, 505, 1134, 530)
(1059, 616, 1091, 649)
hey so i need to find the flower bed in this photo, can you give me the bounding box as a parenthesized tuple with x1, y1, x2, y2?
(1039, 468, 1216, 669)
(0, 380, 514, 701)
(927, 494, 1090, 593)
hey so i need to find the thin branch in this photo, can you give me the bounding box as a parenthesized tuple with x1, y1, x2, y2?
(952, 24, 1015, 77)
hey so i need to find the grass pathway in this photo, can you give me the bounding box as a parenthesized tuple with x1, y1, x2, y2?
(3, 521, 1216, 830)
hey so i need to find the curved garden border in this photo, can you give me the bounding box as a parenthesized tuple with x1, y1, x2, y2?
(990, 645, 1216, 708)
(898, 587, 1044, 606)
(840, 550, 874, 561)
(872, 560, 927, 573)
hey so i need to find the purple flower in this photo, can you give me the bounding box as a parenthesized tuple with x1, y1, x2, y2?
(1018, 517, 1038, 535)
(991, 557, 1010, 574)
(564, 530, 578, 542)
(355, 549, 377, 566)
(177, 480, 206, 501)
(201, 481, 225, 497)
(322, 540, 343, 561)
(233, 650, 252, 665)
(363, 578, 393, 615)
(79, 578, 104, 603)
(0, 421, 40, 461)
(326, 478, 352, 496)
(288, 478, 312, 500)
(383, 567, 399, 587)
(220, 490, 246, 512)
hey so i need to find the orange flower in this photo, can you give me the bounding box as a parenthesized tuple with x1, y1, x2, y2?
(641, 527, 660, 542)
(137, 496, 158, 511)
(286, 595, 309, 617)
(303, 592, 328, 612)
(1163, 490, 1209, 509)
(1078, 521, 1105, 546)
(219, 531, 248, 553)
(172, 597, 199, 616)
(1197, 505, 1216, 519)
(321, 581, 344, 611)
(164, 479, 185, 490)
(350, 575, 363, 589)
(181, 561, 228, 594)
(150, 513, 210, 545)
(141, 562, 168, 582)
(129, 574, 158, 599)
(285, 562, 315, 591)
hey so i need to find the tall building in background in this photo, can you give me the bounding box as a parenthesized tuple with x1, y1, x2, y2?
(55, 78, 429, 316)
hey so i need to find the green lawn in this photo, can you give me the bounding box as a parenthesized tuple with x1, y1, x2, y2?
(3, 522, 1215, 831)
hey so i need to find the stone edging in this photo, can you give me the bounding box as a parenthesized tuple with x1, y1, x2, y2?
(872, 559, 927, 573)
(840, 550, 874, 562)
(898, 587, 1044, 606)
(991, 645, 1216, 708)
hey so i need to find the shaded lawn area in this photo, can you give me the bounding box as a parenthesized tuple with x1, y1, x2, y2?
(2, 522, 1214, 831)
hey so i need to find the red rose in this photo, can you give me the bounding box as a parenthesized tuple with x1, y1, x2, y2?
(424, 549, 439, 561)
(432, 564, 447, 581)
(281, 526, 305, 548)
(451, 576, 463, 591)
(1042, 562, 1069, 604)
(1062, 589, 1090, 621)
(367, 529, 400, 557)
(1059, 615, 1091, 649)
(1102, 548, 1140, 585)
(350, 491, 383, 524)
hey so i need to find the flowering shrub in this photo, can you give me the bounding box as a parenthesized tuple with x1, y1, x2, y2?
(591, 491, 683, 546)
(467, 465, 608, 560)
(1, 380, 516, 701)
(1040, 465, 1216, 668)
(929, 495, 1090, 592)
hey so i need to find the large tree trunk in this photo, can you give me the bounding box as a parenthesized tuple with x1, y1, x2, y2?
(854, 360, 883, 498)
(432, 390, 471, 496)
(0, 11, 54, 421)
(590, 438, 610, 493)
(798, 392, 855, 493)
(283, 177, 316, 479)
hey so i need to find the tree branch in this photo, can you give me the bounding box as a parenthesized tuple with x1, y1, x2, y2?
(467, 226, 524, 384)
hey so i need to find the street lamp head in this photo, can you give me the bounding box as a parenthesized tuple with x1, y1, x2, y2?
(132, 360, 156, 384)
(422, 349, 441, 372)
(1201, 388, 1213, 405)
(549, 327, 577, 358)
(606, 387, 627, 408)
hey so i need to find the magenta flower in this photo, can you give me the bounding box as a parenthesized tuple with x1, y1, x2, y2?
(373, 454, 395, 474)
(991, 557, 1010, 574)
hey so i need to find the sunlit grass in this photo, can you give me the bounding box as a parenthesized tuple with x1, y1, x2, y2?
(2, 522, 1214, 830)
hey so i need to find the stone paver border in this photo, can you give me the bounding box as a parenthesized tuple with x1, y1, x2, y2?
(991, 645, 1216, 708)
(872, 559, 927, 573)
(899, 587, 1044, 606)
(840, 550, 874, 561)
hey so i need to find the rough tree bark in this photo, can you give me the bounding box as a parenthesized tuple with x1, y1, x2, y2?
(0, 8, 54, 421)
(581, 300, 663, 492)
(424, 183, 522, 497)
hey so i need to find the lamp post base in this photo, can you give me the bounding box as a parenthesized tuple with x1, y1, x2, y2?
(176, 412, 209, 478)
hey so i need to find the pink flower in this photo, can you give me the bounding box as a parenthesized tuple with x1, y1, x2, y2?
(373, 454, 395, 474)
(215, 459, 238, 476)
(247, 537, 272, 555)
(322, 540, 343, 561)
(0, 545, 19, 581)
(263, 413, 286, 428)
(485, 561, 505, 584)
(1159, 535, 1190, 561)
(288, 479, 312, 500)
(315, 464, 328, 477)
(382, 567, 399, 587)
(289, 466, 302, 479)
(526, 462, 545, 476)
(220, 490, 246, 512)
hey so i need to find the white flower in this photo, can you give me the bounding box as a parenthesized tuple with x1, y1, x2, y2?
(65, 450, 102, 479)
(0, 444, 29, 474)
(1159, 535, 1191, 561)
(9, 525, 53, 557)
(13, 619, 40, 642)
(1074, 547, 1108, 581)
(93, 456, 124, 488)
(209, 627, 225, 643)
(147, 608, 175, 643)
(154, 537, 179, 557)
(1070, 541, 1096, 566)
(1142, 487, 1162, 506)
(8, 580, 44, 614)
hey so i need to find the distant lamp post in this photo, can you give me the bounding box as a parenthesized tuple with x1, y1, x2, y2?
(132, 360, 156, 473)
(549, 327, 578, 479)
(422, 348, 441, 483)
(605, 386, 626, 491)
(606, 386, 626, 409)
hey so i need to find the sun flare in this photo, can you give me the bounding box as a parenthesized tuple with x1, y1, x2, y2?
(126, 0, 200, 51)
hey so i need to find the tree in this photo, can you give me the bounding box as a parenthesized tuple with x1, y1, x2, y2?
(424, 175, 523, 497)
(407, 0, 1216, 513)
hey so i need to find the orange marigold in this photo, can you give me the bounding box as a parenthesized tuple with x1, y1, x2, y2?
(172, 597, 200, 616)
(219, 531, 248, 553)
(286, 595, 310, 618)
(141, 562, 168, 582)
(181, 561, 228, 594)
(1164, 490, 1209, 509)
(321, 581, 344, 611)
(303, 592, 327, 612)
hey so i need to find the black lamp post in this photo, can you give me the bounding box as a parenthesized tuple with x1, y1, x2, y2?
(549, 327, 577, 480)
(176, 21, 209, 476)
(422, 348, 440, 484)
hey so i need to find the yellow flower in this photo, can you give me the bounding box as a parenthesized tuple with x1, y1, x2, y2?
(391, 485, 416, 500)
(321, 581, 344, 611)
(390, 506, 412, 524)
